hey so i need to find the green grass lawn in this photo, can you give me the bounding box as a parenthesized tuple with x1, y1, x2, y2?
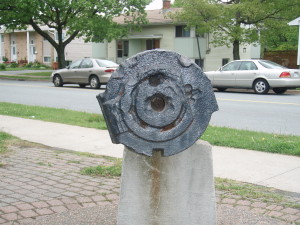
(0, 75, 50, 80)
(0, 71, 51, 80)
(0, 132, 16, 155)
(19, 72, 52, 76)
(0, 67, 51, 71)
(0, 102, 299, 156)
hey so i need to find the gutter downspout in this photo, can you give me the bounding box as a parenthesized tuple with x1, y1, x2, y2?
(27, 31, 30, 62)
(196, 34, 202, 69)
(0, 34, 2, 62)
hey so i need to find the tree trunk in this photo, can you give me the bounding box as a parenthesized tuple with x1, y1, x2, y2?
(55, 45, 66, 69)
(233, 39, 240, 60)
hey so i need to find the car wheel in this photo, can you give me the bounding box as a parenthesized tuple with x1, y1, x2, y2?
(90, 76, 100, 89)
(253, 79, 269, 94)
(53, 75, 63, 87)
(79, 84, 86, 88)
(217, 88, 227, 92)
(273, 88, 287, 94)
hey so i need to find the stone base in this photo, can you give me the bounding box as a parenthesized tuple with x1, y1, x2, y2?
(117, 140, 216, 225)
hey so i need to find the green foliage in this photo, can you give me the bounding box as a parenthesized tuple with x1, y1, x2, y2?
(9, 62, 19, 68)
(261, 22, 299, 51)
(20, 72, 52, 76)
(0, 0, 150, 68)
(202, 126, 300, 156)
(24, 62, 50, 69)
(0, 102, 107, 130)
(215, 178, 284, 203)
(80, 159, 122, 177)
(2, 56, 8, 62)
(171, 0, 300, 59)
(0, 132, 15, 154)
(0, 64, 6, 70)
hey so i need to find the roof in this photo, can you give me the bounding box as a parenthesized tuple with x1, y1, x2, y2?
(114, 8, 182, 25)
(0, 25, 54, 34)
(288, 17, 300, 26)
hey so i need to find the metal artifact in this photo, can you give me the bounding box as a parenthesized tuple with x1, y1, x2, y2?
(97, 50, 218, 156)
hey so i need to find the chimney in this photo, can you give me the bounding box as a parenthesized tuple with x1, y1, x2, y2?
(163, 0, 171, 9)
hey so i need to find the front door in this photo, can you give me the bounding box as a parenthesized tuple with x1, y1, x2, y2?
(116, 40, 129, 64)
(29, 40, 36, 62)
(11, 41, 17, 62)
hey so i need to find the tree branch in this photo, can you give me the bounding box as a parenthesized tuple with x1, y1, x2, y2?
(29, 19, 58, 49)
(63, 30, 80, 47)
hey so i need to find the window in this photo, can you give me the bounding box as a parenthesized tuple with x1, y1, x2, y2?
(43, 56, 51, 63)
(1, 35, 3, 42)
(117, 40, 129, 58)
(146, 39, 160, 50)
(195, 59, 204, 69)
(222, 58, 230, 66)
(175, 25, 190, 37)
(96, 59, 118, 67)
(258, 60, 286, 69)
(69, 60, 82, 69)
(239, 61, 257, 70)
(80, 59, 93, 68)
(222, 61, 242, 71)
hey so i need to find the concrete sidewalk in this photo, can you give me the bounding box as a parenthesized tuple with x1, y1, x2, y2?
(1, 115, 299, 194)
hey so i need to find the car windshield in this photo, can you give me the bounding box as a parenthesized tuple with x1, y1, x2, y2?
(258, 60, 287, 69)
(96, 59, 118, 67)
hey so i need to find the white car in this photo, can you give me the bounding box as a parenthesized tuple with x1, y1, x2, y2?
(51, 58, 118, 89)
(205, 60, 300, 94)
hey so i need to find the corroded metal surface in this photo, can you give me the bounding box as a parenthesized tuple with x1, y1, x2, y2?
(97, 50, 218, 156)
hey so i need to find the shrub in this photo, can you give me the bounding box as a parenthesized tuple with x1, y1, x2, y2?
(24, 62, 50, 69)
(24, 62, 33, 68)
(0, 64, 6, 70)
(2, 56, 8, 62)
(10, 62, 19, 68)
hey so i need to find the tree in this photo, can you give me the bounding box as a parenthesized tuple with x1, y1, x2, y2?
(260, 18, 299, 51)
(172, 0, 300, 60)
(0, 0, 150, 68)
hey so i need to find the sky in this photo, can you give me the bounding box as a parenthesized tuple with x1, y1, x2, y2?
(146, 0, 175, 10)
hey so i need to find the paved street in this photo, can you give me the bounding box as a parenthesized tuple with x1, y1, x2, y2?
(1, 144, 300, 224)
(1, 79, 300, 136)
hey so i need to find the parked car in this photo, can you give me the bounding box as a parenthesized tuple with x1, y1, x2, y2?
(205, 60, 300, 94)
(51, 58, 118, 89)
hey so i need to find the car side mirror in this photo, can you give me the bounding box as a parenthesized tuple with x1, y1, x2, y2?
(218, 67, 222, 71)
(66, 66, 70, 69)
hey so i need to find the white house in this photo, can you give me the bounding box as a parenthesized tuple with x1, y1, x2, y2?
(92, 0, 260, 71)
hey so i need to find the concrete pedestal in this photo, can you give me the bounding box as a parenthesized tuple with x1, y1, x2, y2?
(117, 140, 216, 225)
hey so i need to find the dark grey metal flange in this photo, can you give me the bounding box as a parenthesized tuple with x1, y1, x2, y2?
(97, 49, 218, 156)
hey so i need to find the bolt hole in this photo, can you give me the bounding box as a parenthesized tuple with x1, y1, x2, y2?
(185, 84, 193, 97)
(149, 74, 164, 87)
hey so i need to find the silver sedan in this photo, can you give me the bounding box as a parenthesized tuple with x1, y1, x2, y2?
(51, 58, 118, 89)
(205, 60, 300, 94)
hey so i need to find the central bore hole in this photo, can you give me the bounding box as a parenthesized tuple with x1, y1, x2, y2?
(151, 96, 166, 112)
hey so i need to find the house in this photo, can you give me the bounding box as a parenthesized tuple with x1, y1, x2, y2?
(1, 0, 260, 71)
(0, 26, 93, 66)
(0, 26, 55, 65)
(93, 0, 261, 71)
